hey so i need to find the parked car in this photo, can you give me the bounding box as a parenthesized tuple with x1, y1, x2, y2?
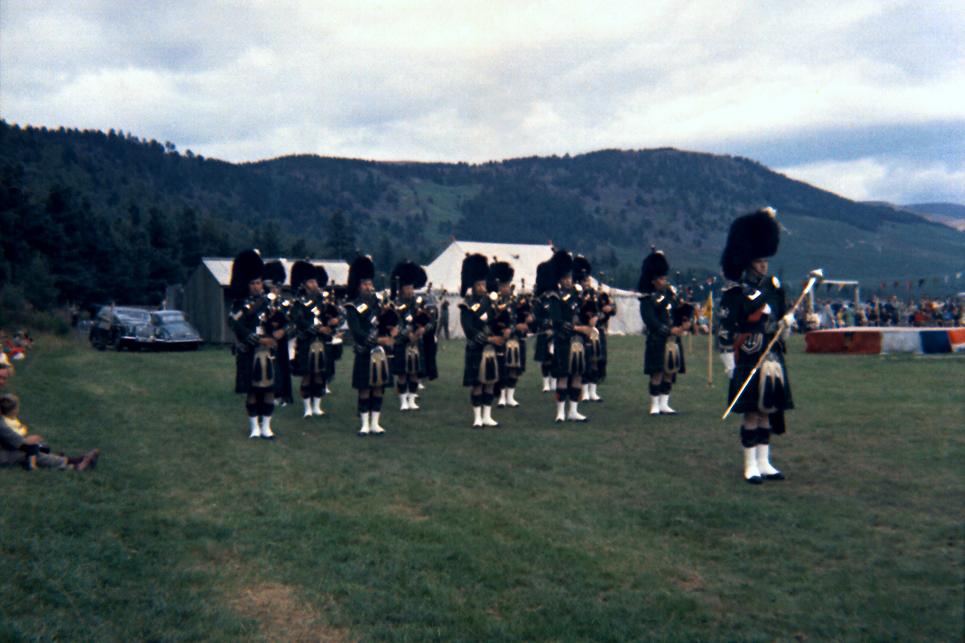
(89, 306, 153, 351)
(150, 311, 202, 350)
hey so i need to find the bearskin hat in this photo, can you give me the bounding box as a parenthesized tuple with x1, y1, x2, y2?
(549, 249, 573, 284)
(638, 249, 669, 293)
(314, 264, 329, 288)
(460, 253, 489, 297)
(391, 261, 427, 298)
(720, 207, 780, 281)
(261, 260, 286, 288)
(347, 255, 375, 298)
(573, 255, 592, 282)
(229, 249, 264, 298)
(290, 260, 316, 290)
(534, 261, 556, 296)
(487, 260, 514, 292)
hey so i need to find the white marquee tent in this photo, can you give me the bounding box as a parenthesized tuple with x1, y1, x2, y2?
(424, 240, 644, 337)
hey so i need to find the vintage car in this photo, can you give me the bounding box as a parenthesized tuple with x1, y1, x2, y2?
(89, 306, 154, 351)
(149, 311, 202, 350)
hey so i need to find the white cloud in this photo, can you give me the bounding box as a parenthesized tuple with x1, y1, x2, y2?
(1, 0, 963, 201)
(778, 157, 965, 204)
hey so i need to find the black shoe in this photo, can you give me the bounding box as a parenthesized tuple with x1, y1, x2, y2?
(745, 475, 763, 485)
(763, 472, 785, 481)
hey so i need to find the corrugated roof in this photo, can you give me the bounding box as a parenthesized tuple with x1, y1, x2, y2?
(201, 257, 350, 287)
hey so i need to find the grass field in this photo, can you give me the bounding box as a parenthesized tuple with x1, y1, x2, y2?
(2, 333, 962, 641)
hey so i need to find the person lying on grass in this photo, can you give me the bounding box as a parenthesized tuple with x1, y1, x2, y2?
(0, 364, 99, 472)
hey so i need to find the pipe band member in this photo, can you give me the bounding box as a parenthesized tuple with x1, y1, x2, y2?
(718, 207, 794, 484)
(460, 253, 501, 428)
(638, 249, 689, 416)
(547, 249, 593, 424)
(345, 255, 393, 436)
(390, 261, 431, 412)
(228, 249, 282, 440)
(291, 260, 337, 418)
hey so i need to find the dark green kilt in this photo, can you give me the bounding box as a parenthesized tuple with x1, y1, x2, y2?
(234, 348, 274, 394)
(534, 333, 550, 362)
(512, 337, 527, 374)
(325, 340, 342, 380)
(352, 346, 392, 390)
(551, 336, 584, 379)
(391, 341, 424, 377)
(643, 335, 686, 376)
(727, 347, 793, 415)
(273, 338, 293, 402)
(463, 345, 499, 387)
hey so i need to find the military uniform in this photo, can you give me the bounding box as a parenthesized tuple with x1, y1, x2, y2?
(640, 287, 687, 376)
(228, 249, 279, 439)
(460, 253, 500, 427)
(573, 256, 605, 402)
(390, 261, 432, 411)
(717, 207, 792, 484)
(719, 274, 794, 416)
(637, 249, 688, 415)
(546, 250, 589, 423)
(344, 255, 391, 436)
(263, 261, 294, 407)
(290, 261, 338, 417)
(532, 266, 556, 392)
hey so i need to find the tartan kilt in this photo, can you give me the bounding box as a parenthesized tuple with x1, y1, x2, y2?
(352, 346, 393, 390)
(510, 337, 527, 374)
(273, 338, 293, 402)
(463, 346, 483, 386)
(463, 345, 498, 387)
(390, 341, 423, 377)
(727, 349, 794, 415)
(551, 336, 584, 378)
(643, 335, 686, 375)
(534, 333, 550, 362)
(291, 336, 318, 377)
(234, 348, 274, 394)
(597, 329, 608, 365)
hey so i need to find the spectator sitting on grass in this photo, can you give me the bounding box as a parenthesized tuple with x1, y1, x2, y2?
(0, 363, 99, 472)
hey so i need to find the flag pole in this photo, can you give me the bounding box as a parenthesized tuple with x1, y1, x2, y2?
(706, 291, 713, 387)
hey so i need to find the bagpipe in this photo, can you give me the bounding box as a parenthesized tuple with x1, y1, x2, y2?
(661, 298, 694, 375)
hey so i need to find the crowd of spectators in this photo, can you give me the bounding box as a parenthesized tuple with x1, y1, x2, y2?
(800, 296, 963, 331)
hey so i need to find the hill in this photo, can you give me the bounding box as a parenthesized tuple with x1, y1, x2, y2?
(902, 202, 965, 232)
(1, 120, 963, 312)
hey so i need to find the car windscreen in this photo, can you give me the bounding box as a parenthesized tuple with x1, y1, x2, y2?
(115, 309, 150, 321)
(163, 322, 194, 334)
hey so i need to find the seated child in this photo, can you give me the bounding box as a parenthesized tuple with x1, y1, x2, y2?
(1, 393, 39, 470)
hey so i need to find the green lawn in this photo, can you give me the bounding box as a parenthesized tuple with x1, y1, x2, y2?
(2, 334, 962, 641)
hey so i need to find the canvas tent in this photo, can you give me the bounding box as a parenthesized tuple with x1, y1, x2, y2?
(181, 257, 349, 343)
(425, 240, 644, 337)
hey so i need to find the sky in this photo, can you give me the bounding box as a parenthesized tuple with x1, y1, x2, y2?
(2, 1, 963, 204)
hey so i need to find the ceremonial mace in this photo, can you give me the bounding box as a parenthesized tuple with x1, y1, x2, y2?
(721, 268, 824, 420)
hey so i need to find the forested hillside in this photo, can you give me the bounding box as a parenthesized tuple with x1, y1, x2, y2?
(2, 120, 962, 317)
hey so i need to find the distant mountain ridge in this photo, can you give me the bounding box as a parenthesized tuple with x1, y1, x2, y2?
(1, 120, 962, 309)
(863, 201, 965, 232)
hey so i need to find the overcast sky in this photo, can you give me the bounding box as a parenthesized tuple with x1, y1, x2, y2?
(2, 1, 963, 204)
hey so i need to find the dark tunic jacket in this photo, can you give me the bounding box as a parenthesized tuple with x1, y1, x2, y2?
(639, 287, 685, 376)
(229, 293, 274, 393)
(718, 273, 794, 417)
(460, 293, 493, 386)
